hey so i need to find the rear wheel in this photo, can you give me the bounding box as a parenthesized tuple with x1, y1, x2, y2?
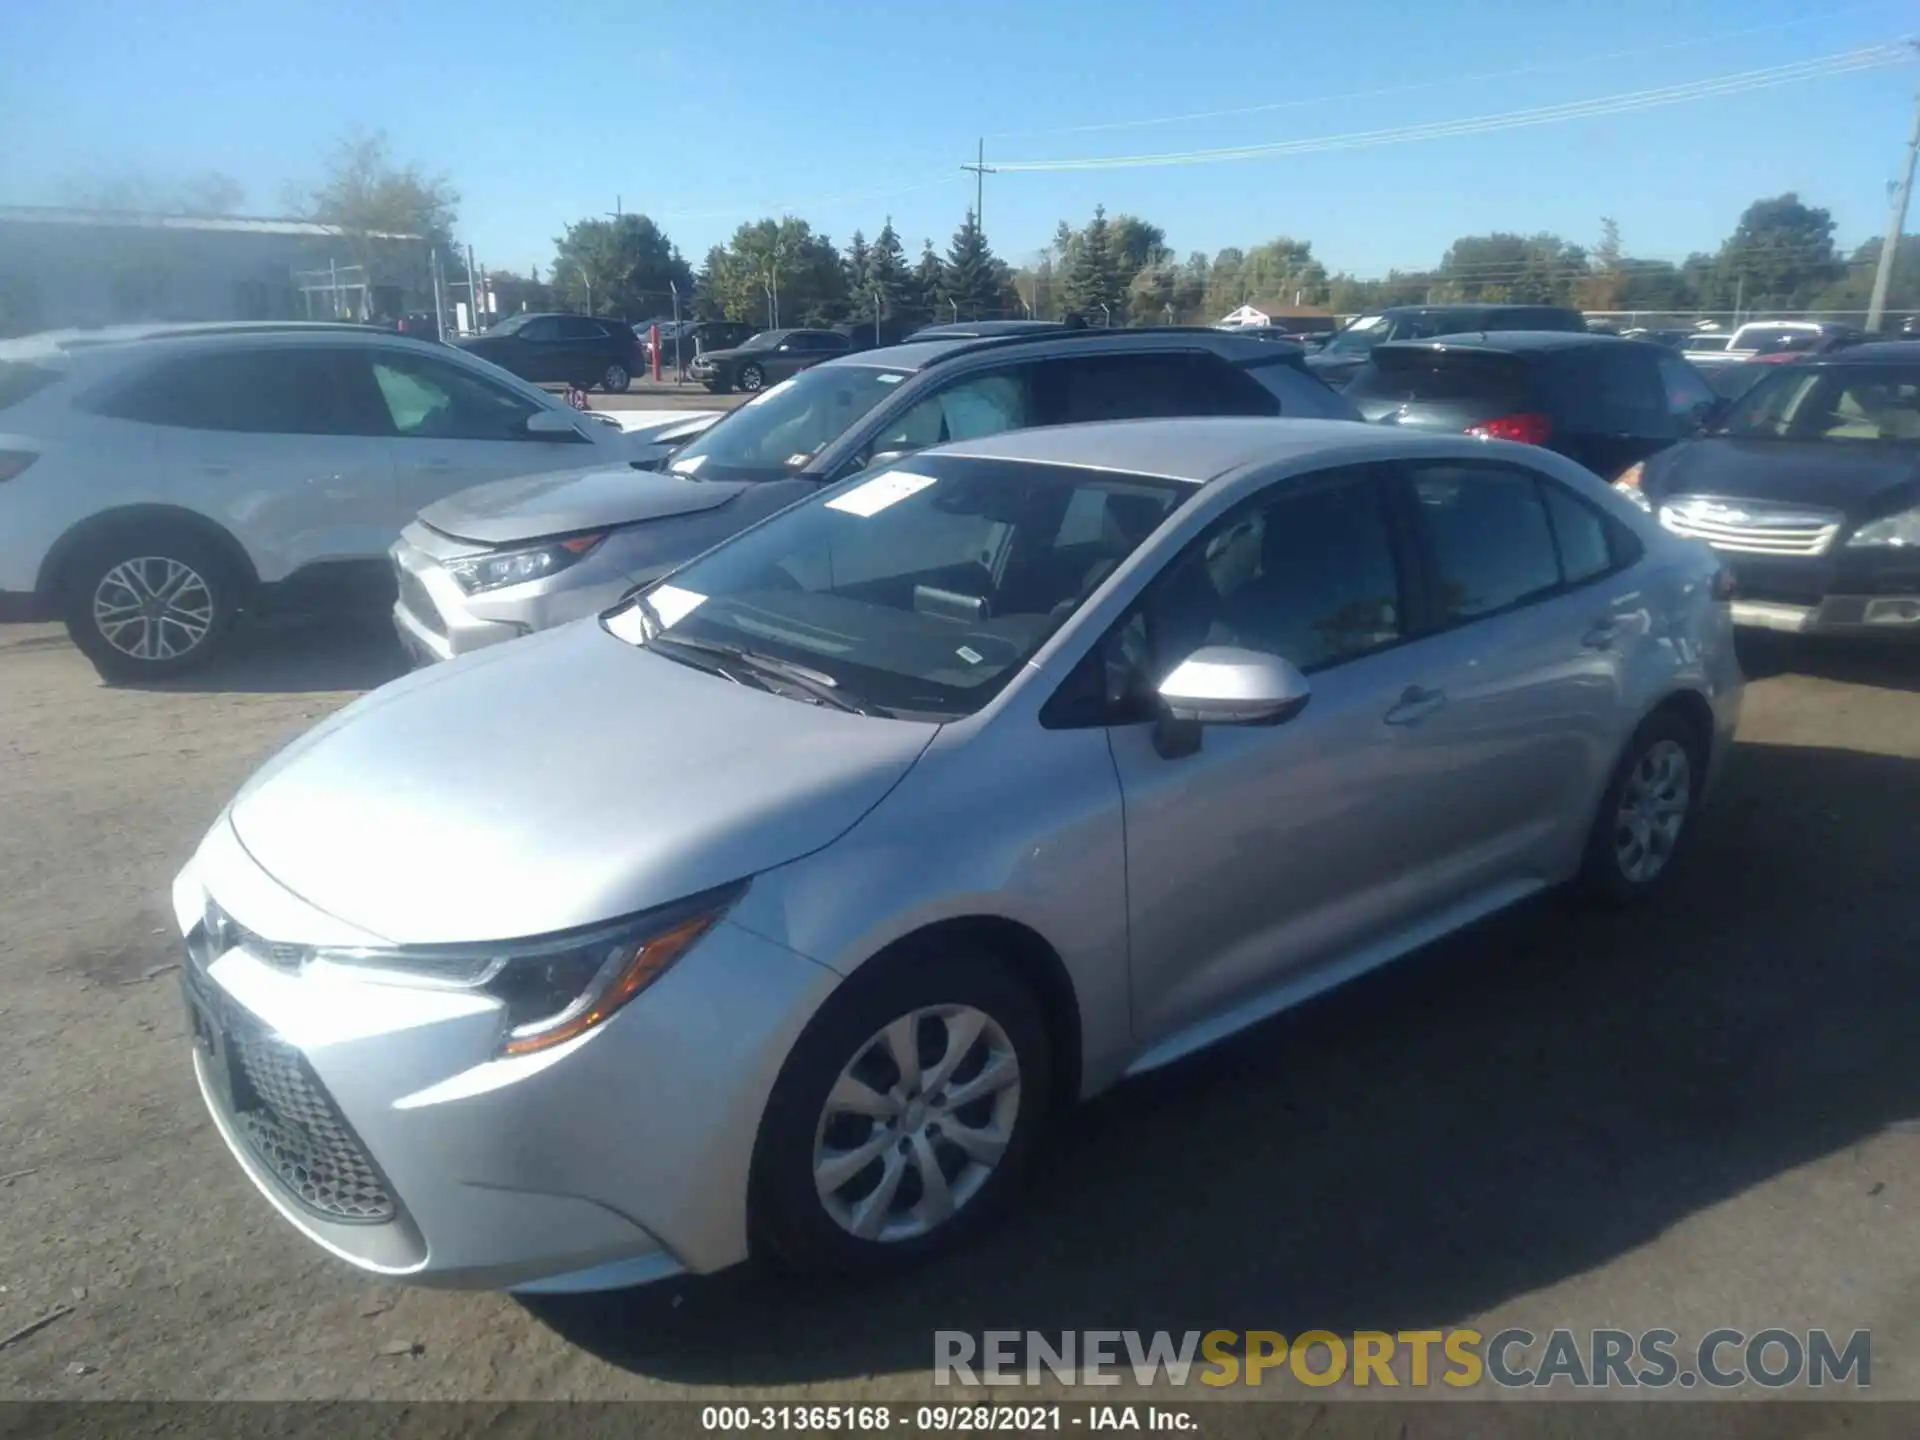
(1576, 711, 1704, 905)
(750, 943, 1052, 1275)
(62, 527, 237, 683)
(601, 363, 632, 393)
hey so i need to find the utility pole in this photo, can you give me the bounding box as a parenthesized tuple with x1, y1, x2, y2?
(1867, 91, 1920, 333)
(961, 138, 997, 237)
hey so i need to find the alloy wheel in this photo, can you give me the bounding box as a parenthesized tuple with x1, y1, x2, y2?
(91, 557, 215, 663)
(740, 365, 764, 392)
(1613, 738, 1691, 884)
(811, 1004, 1021, 1243)
(603, 363, 630, 392)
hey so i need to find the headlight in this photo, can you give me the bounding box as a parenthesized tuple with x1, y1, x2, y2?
(1846, 506, 1920, 548)
(304, 883, 744, 1055)
(446, 533, 606, 594)
(1612, 463, 1653, 511)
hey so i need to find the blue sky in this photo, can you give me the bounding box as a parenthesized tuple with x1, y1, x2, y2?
(1, 0, 1913, 279)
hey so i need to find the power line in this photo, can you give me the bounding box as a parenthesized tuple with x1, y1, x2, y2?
(988, 1, 1903, 140)
(994, 44, 1914, 174)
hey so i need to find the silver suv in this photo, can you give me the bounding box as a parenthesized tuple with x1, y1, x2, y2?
(0, 323, 677, 681)
(391, 328, 1360, 665)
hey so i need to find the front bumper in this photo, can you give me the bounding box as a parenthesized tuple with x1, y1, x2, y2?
(1681, 542, 1920, 640)
(389, 521, 645, 666)
(1732, 594, 1920, 637)
(171, 818, 840, 1290)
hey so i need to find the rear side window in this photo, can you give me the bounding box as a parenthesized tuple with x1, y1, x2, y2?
(1540, 482, 1613, 583)
(1409, 464, 1562, 621)
(86, 348, 387, 436)
(0, 362, 62, 412)
(556, 316, 607, 340)
(1047, 352, 1272, 423)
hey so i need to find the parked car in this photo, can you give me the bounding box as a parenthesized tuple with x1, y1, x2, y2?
(690, 328, 853, 393)
(453, 312, 644, 394)
(1681, 334, 1733, 357)
(1723, 320, 1863, 361)
(175, 416, 1741, 1293)
(1620, 328, 1693, 350)
(1615, 342, 1920, 640)
(634, 318, 699, 369)
(1307, 304, 1588, 388)
(391, 326, 1363, 664)
(0, 323, 691, 680)
(1346, 331, 1723, 483)
(395, 312, 441, 344)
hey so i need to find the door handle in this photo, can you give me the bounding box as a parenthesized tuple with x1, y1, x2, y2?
(1384, 684, 1447, 726)
(1581, 615, 1619, 649)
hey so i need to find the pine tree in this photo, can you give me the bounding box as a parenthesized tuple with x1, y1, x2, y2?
(911, 238, 946, 322)
(843, 230, 871, 313)
(1064, 205, 1126, 324)
(942, 210, 1011, 320)
(863, 218, 912, 320)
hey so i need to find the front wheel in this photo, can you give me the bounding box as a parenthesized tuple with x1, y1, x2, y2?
(738, 362, 765, 393)
(601, 363, 632, 393)
(62, 529, 236, 683)
(750, 944, 1052, 1275)
(1575, 711, 1704, 905)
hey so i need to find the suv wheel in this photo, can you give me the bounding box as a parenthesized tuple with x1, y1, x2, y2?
(601, 363, 632, 394)
(750, 943, 1052, 1275)
(61, 529, 236, 683)
(738, 362, 765, 393)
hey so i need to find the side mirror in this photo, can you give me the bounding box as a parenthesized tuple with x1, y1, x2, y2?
(526, 409, 587, 440)
(777, 343, 793, 352)
(1153, 645, 1311, 758)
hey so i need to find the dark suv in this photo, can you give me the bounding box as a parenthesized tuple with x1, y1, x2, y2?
(1346, 331, 1720, 482)
(453, 312, 644, 393)
(392, 325, 1365, 662)
(689, 328, 852, 393)
(1309, 303, 1588, 387)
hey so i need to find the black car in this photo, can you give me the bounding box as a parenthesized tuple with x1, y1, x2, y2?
(1308, 303, 1589, 388)
(1346, 331, 1722, 483)
(1618, 343, 1920, 641)
(689, 327, 852, 393)
(453, 312, 644, 393)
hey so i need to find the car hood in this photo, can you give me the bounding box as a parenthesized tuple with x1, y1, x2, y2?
(227, 621, 939, 944)
(417, 463, 750, 544)
(694, 346, 767, 364)
(1646, 437, 1920, 518)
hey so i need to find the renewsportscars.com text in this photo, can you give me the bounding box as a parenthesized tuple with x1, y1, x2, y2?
(933, 1328, 1871, 1390)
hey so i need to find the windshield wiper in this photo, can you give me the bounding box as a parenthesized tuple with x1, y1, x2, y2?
(646, 633, 884, 715)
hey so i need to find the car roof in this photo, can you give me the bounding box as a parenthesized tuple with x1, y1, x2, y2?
(0, 320, 388, 359)
(1375, 329, 1647, 356)
(933, 416, 1485, 484)
(813, 325, 1289, 376)
(1376, 302, 1579, 317)
(1800, 341, 1920, 366)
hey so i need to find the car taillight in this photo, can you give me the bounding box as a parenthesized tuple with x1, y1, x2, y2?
(0, 451, 37, 482)
(1467, 412, 1554, 445)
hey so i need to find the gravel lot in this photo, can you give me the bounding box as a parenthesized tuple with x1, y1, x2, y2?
(1, 618, 1917, 1402)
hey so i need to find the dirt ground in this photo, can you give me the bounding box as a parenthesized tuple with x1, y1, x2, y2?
(1, 618, 1917, 1402)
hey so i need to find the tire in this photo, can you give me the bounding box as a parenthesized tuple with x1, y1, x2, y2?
(1574, 710, 1705, 906)
(600, 363, 632, 394)
(61, 526, 236, 683)
(738, 362, 765, 393)
(750, 942, 1053, 1276)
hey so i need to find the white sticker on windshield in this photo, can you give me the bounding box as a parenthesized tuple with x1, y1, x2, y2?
(669, 453, 707, 474)
(745, 379, 796, 407)
(825, 469, 937, 517)
(956, 645, 983, 666)
(876, 372, 905, 384)
(649, 583, 706, 628)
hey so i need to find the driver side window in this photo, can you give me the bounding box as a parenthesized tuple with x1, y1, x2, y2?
(863, 368, 1034, 463)
(371, 353, 545, 441)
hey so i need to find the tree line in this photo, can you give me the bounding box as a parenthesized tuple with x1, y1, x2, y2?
(509, 191, 1916, 331)
(57, 135, 1912, 329)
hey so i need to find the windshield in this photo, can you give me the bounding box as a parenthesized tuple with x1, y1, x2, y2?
(1722, 364, 1920, 441)
(666, 363, 913, 481)
(607, 454, 1194, 718)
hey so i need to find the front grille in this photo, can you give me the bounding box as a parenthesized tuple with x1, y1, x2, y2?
(205, 901, 305, 972)
(396, 567, 446, 636)
(1659, 496, 1843, 557)
(226, 1019, 396, 1223)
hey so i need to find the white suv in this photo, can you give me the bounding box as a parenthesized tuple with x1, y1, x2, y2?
(0, 323, 650, 681)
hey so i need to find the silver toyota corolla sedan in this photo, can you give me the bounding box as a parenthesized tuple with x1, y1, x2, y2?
(172, 417, 1742, 1293)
